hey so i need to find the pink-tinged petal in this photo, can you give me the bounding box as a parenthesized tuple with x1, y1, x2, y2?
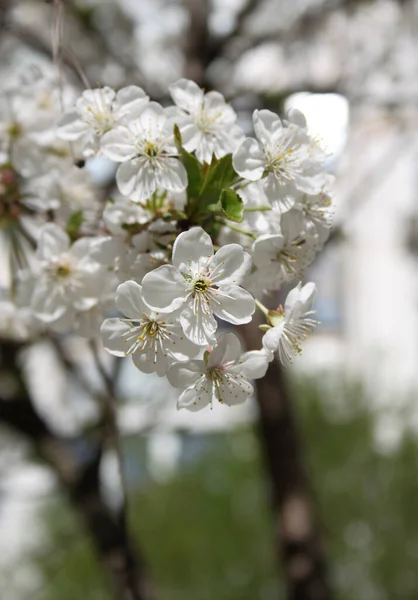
(167, 360, 204, 388)
(37, 224, 69, 261)
(116, 160, 156, 201)
(179, 307, 217, 346)
(169, 78, 204, 113)
(100, 318, 133, 356)
(101, 127, 137, 162)
(177, 381, 213, 412)
(253, 109, 283, 145)
(232, 137, 265, 181)
(58, 111, 89, 140)
(116, 281, 146, 319)
(211, 284, 255, 325)
(229, 350, 269, 380)
(141, 265, 186, 312)
(172, 227, 213, 271)
(207, 332, 242, 368)
(209, 244, 252, 285)
(154, 158, 187, 193)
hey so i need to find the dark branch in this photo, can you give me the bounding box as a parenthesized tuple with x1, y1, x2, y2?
(0, 341, 154, 600)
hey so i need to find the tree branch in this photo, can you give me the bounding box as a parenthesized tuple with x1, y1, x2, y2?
(0, 341, 154, 600)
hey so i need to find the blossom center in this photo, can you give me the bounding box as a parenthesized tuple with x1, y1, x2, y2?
(193, 276, 210, 293)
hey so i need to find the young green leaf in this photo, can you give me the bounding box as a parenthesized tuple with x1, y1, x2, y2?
(220, 189, 244, 223)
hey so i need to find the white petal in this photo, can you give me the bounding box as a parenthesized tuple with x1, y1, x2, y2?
(116, 281, 146, 318)
(37, 224, 69, 261)
(179, 306, 217, 346)
(100, 318, 133, 356)
(215, 373, 253, 406)
(262, 324, 285, 353)
(58, 111, 89, 140)
(264, 175, 296, 212)
(31, 281, 67, 323)
(207, 332, 242, 368)
(177, 382, 212, 412)
(211, 284, 255, 325)
(172, 227, 213, 271)
(132, 348, 170, 377)
(252, 234, 285, 268)
(113, 86, 149, 119)
(101, 127, 137, 162)
(169, 78, 204, 113)
(141, 265, 187, 312)
(229, 350, 269, 380)
(287, 108, 307, 129)
(116, 160, 156, 201)
(209, 244, 252, 285)
(154, 158, 188, 193)
(204, 91, 236, 122)
(253, 109, 283, 145)
(167, 360, 204, 388)
(232, 137, 265, 181)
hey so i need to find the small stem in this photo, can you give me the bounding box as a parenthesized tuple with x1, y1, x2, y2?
(243, 205, 272, 212)
(255, 298, 270, 318)
(216, 218, 256, 239)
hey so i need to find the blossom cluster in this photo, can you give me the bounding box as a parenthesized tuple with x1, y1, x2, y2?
(0, 72, 334, 411)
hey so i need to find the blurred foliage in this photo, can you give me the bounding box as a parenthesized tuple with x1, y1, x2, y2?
(26, 377, 418, 599)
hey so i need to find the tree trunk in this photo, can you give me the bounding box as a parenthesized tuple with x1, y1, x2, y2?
(240, 321, 332, 600)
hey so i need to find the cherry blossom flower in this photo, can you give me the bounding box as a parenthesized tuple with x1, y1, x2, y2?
(167, 332, 269, 411)
(30, 224, 107, 329)
(101, 102, 187, 202)
(262, 282, 318, 365)
(169, 78, 244, 163)
(58, 86, 149, 157)
(101, 281, 197, 376)
(233, 109, 327, 210)
(249, 209, 316, 292)
(141, 227, 255, 345)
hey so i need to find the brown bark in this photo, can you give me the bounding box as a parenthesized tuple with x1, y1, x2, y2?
(241, 320, 332, 600)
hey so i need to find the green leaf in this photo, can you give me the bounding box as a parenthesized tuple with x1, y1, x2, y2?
(181, 148, 203, 199)
(220, 189, 244, 223)
(200, 154, 236, 201)
(66, 210, 83, 239)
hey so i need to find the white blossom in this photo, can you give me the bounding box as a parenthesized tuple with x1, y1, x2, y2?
(58, 86, 149, 157)
(101, 102, 187, 202)
(141, 227, 255, 345)
(169, 78, 244, 163)
(249, 209, 315, 292)
(262, 282, 318, 365)
(101, 281, 197, 376)
(233, 109, 327, 211)
(167, 332, 269, 411)
(30, 224, 107, 329)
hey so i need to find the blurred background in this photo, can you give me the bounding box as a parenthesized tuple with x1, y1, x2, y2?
(1, 0, 418, 599)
